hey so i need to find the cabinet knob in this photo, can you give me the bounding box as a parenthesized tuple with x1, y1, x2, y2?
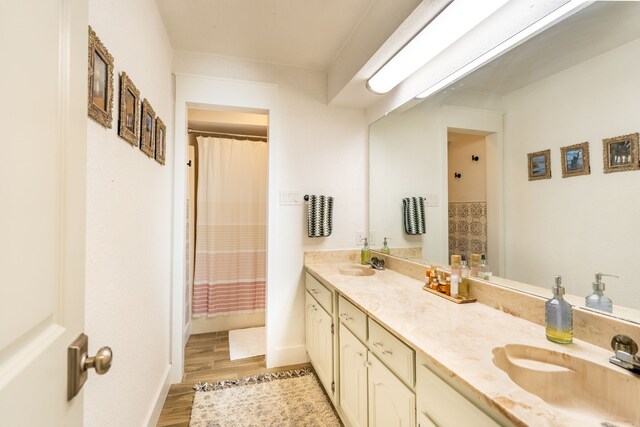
(382, 349, 394, 355)
(310, 288, 319, 294)
(373, 341, 383, 347)
(357, 351, 364, 357)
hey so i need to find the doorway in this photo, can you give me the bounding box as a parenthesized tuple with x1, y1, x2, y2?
(447, 130, 488, 264)
(186, 106, 268, 364)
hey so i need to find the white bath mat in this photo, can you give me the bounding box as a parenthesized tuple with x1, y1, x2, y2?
(228, 326, 265, 361)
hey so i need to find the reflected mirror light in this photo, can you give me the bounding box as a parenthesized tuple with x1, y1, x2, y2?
(368, 1, 640, 324)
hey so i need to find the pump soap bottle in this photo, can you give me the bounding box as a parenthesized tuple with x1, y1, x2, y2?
(360, 238, 371, 265)
(380, 237, 391, 255)
(585, 272, 618, 313)
(545, 275, 573, 344)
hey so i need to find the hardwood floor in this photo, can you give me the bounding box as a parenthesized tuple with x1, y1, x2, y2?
(157, 331, 309, 426)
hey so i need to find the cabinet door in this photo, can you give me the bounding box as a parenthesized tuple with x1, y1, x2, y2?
(369, 353, 416, 427)
(305, 292, 318, 360)
(339, 325, 368, 427)
(315, 304, 334, 395)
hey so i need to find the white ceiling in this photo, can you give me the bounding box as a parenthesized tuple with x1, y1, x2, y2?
(156, 0, 375, 70)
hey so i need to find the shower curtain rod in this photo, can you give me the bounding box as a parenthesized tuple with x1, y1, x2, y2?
(187, 128, 268, 141)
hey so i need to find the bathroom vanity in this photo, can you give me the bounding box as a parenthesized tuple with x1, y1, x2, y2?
(304, 252, 639, 427)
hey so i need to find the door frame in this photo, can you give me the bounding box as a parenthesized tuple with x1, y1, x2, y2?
(439, 105, 505, 276)
(170, 74, 279, 383)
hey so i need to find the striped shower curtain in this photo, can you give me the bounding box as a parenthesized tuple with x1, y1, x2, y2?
(192, 136, 267, 317)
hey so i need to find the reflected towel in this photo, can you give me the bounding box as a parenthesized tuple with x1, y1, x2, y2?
(403, 197, 426, 235)
(307, 195, 333, 237)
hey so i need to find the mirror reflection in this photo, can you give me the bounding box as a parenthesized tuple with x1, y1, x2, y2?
(369, 2, 640, 322)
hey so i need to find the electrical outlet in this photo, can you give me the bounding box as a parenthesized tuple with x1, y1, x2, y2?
(425, 193, 440, 207)
(280, 190, 303, 206)
(369, 230, 377, 246)
(355, 231, 366, 246)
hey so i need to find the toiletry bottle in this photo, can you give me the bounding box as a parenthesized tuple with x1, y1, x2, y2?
(459, 258, 470, 298)
(585, 272, 618, 313)
(450, 255, 461, 298)
(470, 254, 481, 277)
(360, 238, 371, 265)
(545, 275, 573, 344)
(381, 237, 391, 255)
(479, 255, 490, 280)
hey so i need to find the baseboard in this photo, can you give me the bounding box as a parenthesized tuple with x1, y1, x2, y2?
(191, 312, 265, 334)
(144, 364, 172, 427)
(266, 344, 308, 369)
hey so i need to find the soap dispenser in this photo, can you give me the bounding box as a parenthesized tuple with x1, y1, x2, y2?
(360, 238, 371, 265)
(585, 272, 618, 313)
(380, 237, 391, 255)
(545, 275, 573, 344)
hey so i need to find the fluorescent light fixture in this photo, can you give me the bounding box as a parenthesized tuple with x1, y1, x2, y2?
(415, 0, 590, 99)
(367, 0, 511, 94)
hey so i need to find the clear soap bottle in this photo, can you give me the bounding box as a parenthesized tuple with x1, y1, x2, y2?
(380, 237, 391, 255)
(459, 258, 470, 298)
(360, 238, 371, 265)
(585, 272, 617, 313)
(545, 275, 573, 344)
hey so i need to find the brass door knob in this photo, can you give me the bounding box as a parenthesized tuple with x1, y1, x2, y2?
(83, 346, 113, 375)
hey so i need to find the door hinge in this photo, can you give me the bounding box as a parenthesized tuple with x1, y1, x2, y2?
(331, 323, 335, 335)
(331, 381, 335, 392)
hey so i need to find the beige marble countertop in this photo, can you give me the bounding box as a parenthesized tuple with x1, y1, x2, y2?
(305, 261, 639, 427)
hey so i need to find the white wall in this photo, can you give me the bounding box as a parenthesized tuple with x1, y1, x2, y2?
(85, 0, 174, 425)
(369, 101, 444, 262)
(447, 132, 487, 202)
(173, 52, 367, 368)
(501, 37, 640, 307)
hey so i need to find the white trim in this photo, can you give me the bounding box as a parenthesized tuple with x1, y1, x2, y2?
(143, 364, 172, 427)
(171, 74, 279, 383)
(267, 345, 309, 368)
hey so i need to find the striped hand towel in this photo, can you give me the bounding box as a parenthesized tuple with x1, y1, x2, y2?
(307, 195, 333, 237)
(403, 197, 426, 235)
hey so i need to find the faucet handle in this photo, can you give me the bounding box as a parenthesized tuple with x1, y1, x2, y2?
(611, 334, 638, 355)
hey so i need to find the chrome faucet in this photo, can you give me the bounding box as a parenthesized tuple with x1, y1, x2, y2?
(609, 335, 640, 373)
(368, 257, 385, 270)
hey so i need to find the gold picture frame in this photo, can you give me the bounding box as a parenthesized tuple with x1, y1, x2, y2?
(527, 149, 551, 181)
(140, 99, 156, 158)
(155, 117, 166, 165)
(87, 26, 114, 128)
(118, 72, 140, 146)
(602, 133, 639, 173)
(560, 142, 590, 178)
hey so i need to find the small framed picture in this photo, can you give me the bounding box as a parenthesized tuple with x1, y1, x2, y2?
(118, 72, 140, 146)
(602, 133, 639, 173)
(87, 26, 114, 128)
(560, 142, 590, 178)
(140, 99, 156, 158)
(155, 117, 166, 165)
(527, 149, 551, 181)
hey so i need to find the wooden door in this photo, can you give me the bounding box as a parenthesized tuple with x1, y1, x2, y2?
(0, 0, 88, 424)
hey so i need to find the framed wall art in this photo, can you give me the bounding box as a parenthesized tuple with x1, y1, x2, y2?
(155, 117, 166, 165)
(140, 99, 156, 158)
(118, 72, 140, 146)
(527, 149, 551, 181)
(87, 26, 114, 128)
(602, 133, 639, 173)
(560, 142, 590, 178)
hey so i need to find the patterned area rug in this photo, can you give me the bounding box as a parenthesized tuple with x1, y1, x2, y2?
(190, 368, 342, 427)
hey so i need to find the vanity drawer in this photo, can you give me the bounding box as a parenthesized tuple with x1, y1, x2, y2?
(338, 295, 367, 342)
(368, 318, 415, 387)
(416, 357, 500, 427)
(306, 272, 333, 314)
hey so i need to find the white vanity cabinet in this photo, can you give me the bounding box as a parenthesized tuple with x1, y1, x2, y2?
(339, 325, 368, 427)
(337, 295, 416, 427)
(416, 354, 501, 427)
(369, 353, 416, 427)
(305, 273, 335, 398)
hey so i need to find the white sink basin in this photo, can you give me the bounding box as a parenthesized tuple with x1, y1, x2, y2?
(338, 264, 375, 277)
(493, 344, 639, 426)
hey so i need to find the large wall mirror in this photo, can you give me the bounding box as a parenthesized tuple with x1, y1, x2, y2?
(369, 1, 640, 324)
